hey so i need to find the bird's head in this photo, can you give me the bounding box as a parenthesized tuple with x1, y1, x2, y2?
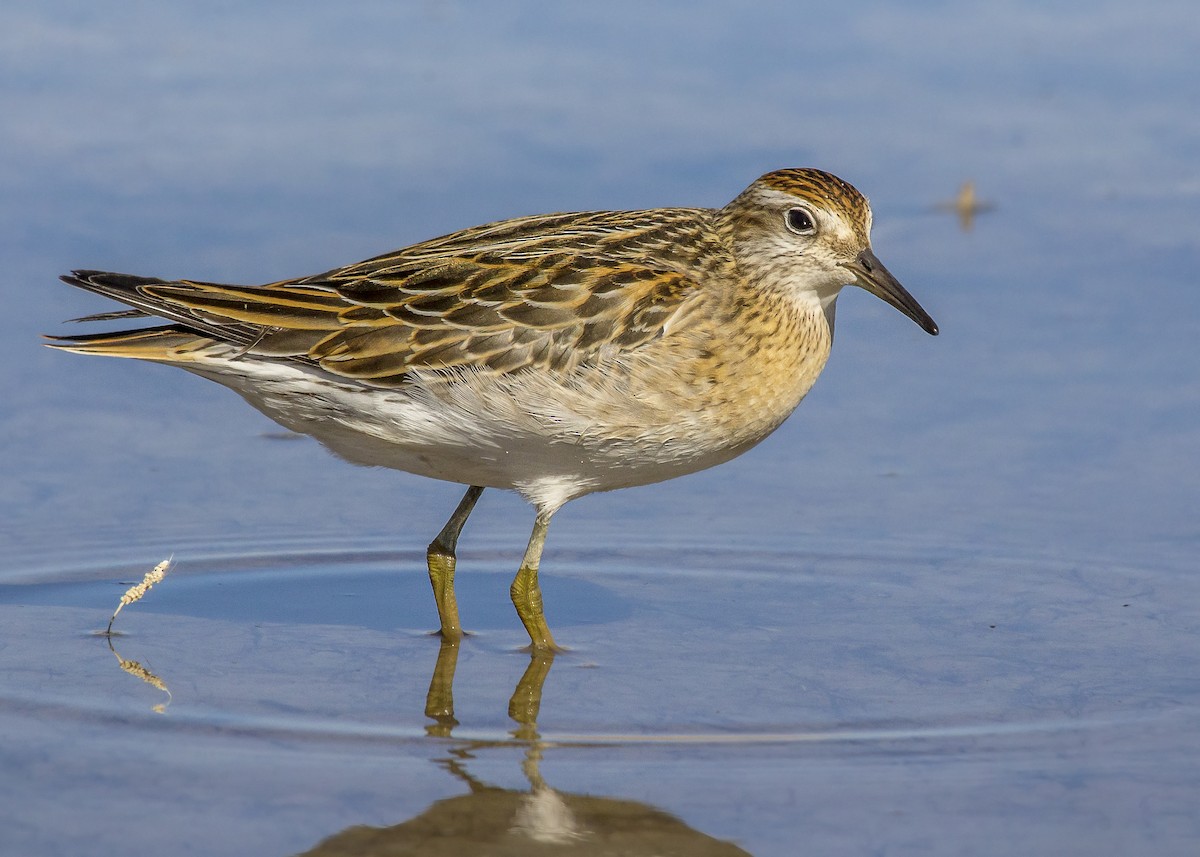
(722, 168, 938, 336)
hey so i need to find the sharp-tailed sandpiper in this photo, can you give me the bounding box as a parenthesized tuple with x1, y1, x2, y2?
(50, 168, 938, 650)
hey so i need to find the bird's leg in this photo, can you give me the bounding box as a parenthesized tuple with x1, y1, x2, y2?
(510, 510, 560, 651)
(426, 485, 484, 639)
(508, 506, 559, 648)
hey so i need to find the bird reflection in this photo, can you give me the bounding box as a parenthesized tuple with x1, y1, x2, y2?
(297, 641, 752, 855)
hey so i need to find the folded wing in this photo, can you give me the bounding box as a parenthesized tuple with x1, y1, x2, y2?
(50, 209, 711, 387)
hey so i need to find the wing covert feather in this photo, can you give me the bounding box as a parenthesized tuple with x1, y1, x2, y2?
(61, 208, 722, 386)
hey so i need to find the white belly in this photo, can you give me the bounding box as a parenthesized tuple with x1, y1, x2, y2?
(188, 356, 795, 513)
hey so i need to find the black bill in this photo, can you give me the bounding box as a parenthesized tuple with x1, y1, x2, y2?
(842, 249, 939, 336)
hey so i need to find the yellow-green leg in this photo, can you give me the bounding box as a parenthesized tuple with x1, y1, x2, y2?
(426, 485, 484, 639)
(510, 510, 560, 651)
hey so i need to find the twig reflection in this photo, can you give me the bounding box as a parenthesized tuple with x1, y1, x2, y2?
(105, 634, 172, 714)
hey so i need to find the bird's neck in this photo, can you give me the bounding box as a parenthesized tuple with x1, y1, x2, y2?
(696, 279, 834, 445)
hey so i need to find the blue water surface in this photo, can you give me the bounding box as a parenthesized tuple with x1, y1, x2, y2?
(1, 2, 1198, 855)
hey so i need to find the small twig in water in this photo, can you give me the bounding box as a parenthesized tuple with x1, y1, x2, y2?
(107, 557, 172, 635)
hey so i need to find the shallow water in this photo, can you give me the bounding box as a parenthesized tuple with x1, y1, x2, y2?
(3, 2, 1199, 855)
(4, 538, 1195, 854)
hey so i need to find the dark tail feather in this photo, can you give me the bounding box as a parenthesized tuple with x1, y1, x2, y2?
(69, 308, 152, 324)
(58, 270, 258, 345)
(60, 270, 172, 311)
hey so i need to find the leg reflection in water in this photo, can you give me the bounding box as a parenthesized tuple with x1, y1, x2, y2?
(298, 643, 754, 855)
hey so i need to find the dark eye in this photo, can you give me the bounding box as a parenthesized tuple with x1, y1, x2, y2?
(785, 207, 815, 234)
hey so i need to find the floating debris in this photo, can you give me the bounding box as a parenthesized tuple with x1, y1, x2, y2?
(937, 180, 994, 231)
(106, 557, 172, 635)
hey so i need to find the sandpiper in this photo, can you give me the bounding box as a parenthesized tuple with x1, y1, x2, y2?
(49, 168, 937, 650)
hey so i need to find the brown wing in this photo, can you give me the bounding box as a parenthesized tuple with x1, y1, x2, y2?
(54, 208, 718, 387)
